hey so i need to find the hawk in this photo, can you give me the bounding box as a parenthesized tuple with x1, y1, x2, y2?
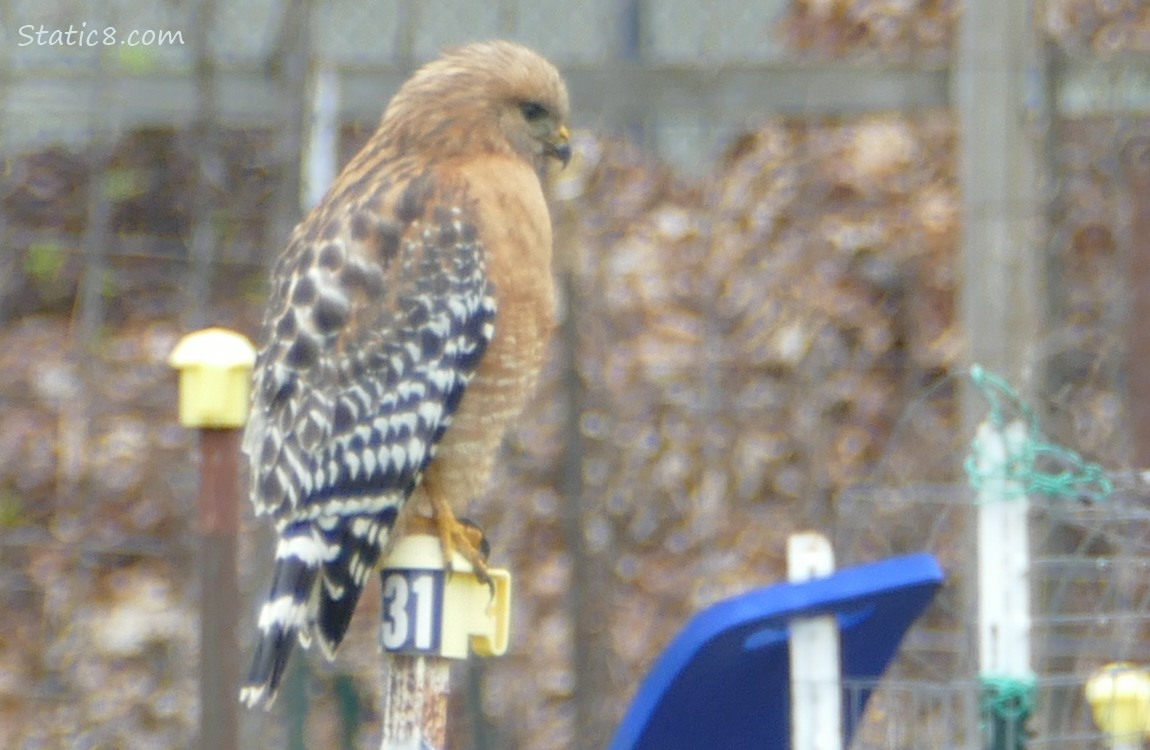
(239, 40, 570, 707)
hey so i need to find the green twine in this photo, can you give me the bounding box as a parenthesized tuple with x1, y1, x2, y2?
(980, 675, 1037, 750)
(980, 674, 1037, 719)
(969, 365, 1036, 430)
(964, 365, 1114, 502)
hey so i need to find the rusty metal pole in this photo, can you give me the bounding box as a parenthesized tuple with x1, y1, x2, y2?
(169, 328, 256, 750)
(198, 427, 242, 750)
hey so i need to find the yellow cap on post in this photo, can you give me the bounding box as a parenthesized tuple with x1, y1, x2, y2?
(1085, 663, 1150, 740)
(168, 328, 257, 428)
(382, 533, 511, 659)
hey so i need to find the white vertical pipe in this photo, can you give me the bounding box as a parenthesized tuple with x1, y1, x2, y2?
(788, 532, 843, 750)
(302, 62, 339, 211)
(976, 419, 1032, 679)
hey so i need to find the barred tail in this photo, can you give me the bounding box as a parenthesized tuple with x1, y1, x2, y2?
(240, 507, 399, 708)
(240, 524, 328, 708)
(313, 508, 398, 657)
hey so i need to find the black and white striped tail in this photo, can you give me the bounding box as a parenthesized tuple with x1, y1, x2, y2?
(240, 510, 397, 708)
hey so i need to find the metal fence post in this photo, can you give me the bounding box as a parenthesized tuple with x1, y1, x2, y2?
(169, 327, 257, 750)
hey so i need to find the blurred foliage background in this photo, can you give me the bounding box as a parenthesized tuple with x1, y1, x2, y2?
(3, 0, 1150, 747)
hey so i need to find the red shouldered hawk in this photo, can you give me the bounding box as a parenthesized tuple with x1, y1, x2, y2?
(239, 40, 570, 708)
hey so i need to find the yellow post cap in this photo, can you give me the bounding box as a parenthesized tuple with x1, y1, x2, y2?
(168, 327, 257, 428)
(382, 533, 511, 660)
(1085, 662, 1150, 739)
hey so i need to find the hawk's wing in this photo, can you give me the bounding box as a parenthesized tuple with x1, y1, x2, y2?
(240, 171, 496, 706)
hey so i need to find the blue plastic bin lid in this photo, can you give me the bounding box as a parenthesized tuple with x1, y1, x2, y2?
(609, 552, 944, 750)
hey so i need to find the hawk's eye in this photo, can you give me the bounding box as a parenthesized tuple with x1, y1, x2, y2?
(520, 101, 548, 121)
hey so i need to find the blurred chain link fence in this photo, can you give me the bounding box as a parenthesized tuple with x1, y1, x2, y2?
(4, 0, 1150, 748)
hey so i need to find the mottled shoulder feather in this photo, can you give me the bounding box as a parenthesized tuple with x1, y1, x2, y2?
(244, 170, 497, 522)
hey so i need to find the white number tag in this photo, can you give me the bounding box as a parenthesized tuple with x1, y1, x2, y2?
(380, 569, 444, 653)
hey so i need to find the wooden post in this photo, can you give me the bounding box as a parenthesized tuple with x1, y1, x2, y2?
(169, 328, 257, 750)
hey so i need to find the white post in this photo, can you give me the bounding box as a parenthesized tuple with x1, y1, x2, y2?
(788, 532, 843, 750)
(302, 62, 339, 211)
(976, 419, 1032, 679)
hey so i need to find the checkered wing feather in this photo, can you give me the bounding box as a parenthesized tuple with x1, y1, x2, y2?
(239, 174, 495, 707)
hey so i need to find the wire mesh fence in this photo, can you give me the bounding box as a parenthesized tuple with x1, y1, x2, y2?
(844, 674, 1115, 750)
(838, 480, 1150, 747)
(833, 363, 1150, 747)
(3, 0, 1150, 748)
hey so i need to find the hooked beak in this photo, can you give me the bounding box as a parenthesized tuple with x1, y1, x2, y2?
(548, 125, 572, 167)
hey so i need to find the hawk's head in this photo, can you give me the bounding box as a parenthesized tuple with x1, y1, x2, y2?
(381, 40, 571, 173)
